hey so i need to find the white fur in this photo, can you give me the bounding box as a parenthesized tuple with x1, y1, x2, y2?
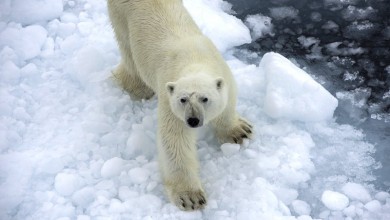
(107, 0, 253, 211)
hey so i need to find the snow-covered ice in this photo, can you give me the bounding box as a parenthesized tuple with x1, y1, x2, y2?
(0, 0, 389, 219)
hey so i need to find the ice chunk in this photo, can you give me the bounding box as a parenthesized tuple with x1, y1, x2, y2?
(100, 157, 125, 178)
(344, 21, 378, 40)
(220, 143, 240, 157)
(109, 199, 125, 213)
(54, 173, 81, 197)
(292, 200, 311, 215)
(77, 215, 90, 220)
(321, 190, 349, 211)
(343, 205, 356, 217)
(125, 124, 155, 160)
(297, 216, 313, 220)
(183, 0, 251, 52)
(260, 52, 338, 122)
(375, 191, 390, 202)
(8, 0, 63, 25)
(364, 200, 381, 212)
(128, 167, 150, 184)
(341, 182, 372, 203)
(0, 25, 47, 61)
(342, 6, 377, 21)
(245, 14, 273, 41)
(0, 60, 20, 85)
(297, 36, 319, 49)
(118, 186, 138, 201)
(269, 6, 299, 20)
(72, 187, 95, 208)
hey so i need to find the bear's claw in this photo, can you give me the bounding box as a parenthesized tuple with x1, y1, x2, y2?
(174, 190, 207, 211)
(228, 117, 253, 144)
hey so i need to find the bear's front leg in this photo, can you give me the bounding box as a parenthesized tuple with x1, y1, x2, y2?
(212, 107, 253, 145)
(157, 104, 207, 211)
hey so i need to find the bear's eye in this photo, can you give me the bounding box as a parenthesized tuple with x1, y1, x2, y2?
(201, 97, 208, 103)
(180, 98, 187, 103)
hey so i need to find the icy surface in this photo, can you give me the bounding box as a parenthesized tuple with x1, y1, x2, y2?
(0, 0, 389, 219)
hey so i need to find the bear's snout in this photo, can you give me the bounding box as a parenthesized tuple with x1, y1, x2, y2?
(187, 117, 201, 128)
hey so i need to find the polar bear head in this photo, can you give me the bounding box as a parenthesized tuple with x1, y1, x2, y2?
(166, 74, 228, 128)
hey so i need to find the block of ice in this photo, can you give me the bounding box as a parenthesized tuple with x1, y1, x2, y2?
(321, 190, 349, 211)
(341, 182, 372, 203)
(128, 167, 150, 184)
(183, 0, 251, 52)
(71, 187, 95, 208)
(245, 14, 273, 41)
(260, 52, 338, 122)
(375, 191, 390, 202)
(269, 6, 299, 20)
(8, 0, 63, 25)
(54, 173, 81, 197)
(292, 200, 311, 215)
(364, 200, 381, 212)
(0, 25, 47, 61)
(100, 157, 125, 178)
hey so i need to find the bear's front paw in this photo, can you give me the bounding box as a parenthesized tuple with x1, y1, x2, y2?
(226, 117, 253, 144)
(172, 190, 207, 211)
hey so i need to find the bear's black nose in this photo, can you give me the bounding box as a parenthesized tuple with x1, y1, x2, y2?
(187, 117, 200, 127)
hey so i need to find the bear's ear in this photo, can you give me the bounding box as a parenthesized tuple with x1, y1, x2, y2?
(216, 78, 223, 90)
(166, 82, 176, 95)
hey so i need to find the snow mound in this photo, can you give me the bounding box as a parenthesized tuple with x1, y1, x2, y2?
(260, 52, 338, 122)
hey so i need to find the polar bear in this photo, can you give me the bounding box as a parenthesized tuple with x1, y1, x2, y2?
(107, 0, 253, 211)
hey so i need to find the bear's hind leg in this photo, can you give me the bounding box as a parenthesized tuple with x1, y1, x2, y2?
(113, 61, 155, 100)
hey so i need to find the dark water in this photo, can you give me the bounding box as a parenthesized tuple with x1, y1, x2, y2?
(226, 0, 390, 190)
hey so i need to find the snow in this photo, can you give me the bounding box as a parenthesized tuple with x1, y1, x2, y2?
(260, 52, 338, 122)
(0, 0, 389, 219)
